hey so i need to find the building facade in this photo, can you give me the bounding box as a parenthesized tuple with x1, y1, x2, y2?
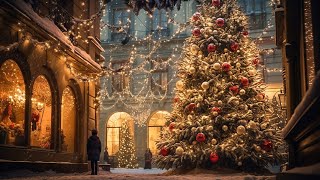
(276, 0, 320, 179)
(100, 0, 283, 167)
(0, 0, 102, 172)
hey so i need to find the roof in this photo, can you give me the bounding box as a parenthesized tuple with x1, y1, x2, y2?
(5, 0, 101, 71)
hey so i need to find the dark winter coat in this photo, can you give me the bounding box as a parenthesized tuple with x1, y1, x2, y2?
(87, 135, 101, 161)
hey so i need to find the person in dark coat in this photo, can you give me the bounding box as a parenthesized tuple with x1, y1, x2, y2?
(87, 129, 101, 175)
(144, 148, 152, 169)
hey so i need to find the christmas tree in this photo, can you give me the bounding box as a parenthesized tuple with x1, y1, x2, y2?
(154, 0, 286, 172)
(117, 121, 139, 168)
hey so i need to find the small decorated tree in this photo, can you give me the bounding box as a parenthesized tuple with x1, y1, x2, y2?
(117, 121, 139, 168)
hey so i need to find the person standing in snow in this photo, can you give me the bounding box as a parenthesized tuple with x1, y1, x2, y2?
(87, 129, 101, 175)
(144, 148, 152, 169)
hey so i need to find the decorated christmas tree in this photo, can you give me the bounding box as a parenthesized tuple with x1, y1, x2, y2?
(117, 121, 139, 168)
(154, 0, 286, 172)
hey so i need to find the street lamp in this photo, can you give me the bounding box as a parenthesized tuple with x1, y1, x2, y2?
(278, 89, 287, 110)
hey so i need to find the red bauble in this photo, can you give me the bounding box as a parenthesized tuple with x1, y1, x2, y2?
(9, 124, 14, 129)
(261, 139, 272, 152)
(221, 62, 231, 72)
(173, 97, 180, 103)
(230, 42, 239, 52)
(196, 133, 206, 142)
(186, 103, 196, 112)
(207, 43, 217, 52)
(253, 58, 260, 65)
(192, 12, 201, 21)
(241, 77, 249, 87)
(216, 18, 225, 27)
(212, 0, 221, 7)
(242, 30, 249, 36)
(160, 147, 169, 156)
(229, 85, 239, 94)
(210, 152, 219, 163)
(169, 122, 175, 132)
(211, 107, 221, 113)
(192, 28, 201, 37)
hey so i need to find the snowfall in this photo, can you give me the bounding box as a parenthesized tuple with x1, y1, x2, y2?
(0, 167, 277, 180)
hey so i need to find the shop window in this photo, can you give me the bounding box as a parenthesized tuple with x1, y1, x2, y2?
(0, 60, 25, 146)
(151, 60, 168, 95)
(111, 8, 131, 42)
(106, 112, 134, 156)
(61, 87, 76, 153)
(30, 76, 52, 149)
(148, 111, 169, 155)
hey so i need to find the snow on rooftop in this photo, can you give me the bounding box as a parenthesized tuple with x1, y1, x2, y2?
(6, 0, 101, 70)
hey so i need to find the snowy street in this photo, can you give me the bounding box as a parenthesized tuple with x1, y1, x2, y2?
(0, 168, 275, 180)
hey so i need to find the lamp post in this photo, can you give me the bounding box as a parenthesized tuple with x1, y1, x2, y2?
(278, 89, 287, 110)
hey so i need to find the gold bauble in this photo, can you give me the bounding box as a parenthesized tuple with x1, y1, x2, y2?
(236, 125, 246, 135)
(176, 80, 184, 90)
(222, 125, 228, 131)
(211, 138, 217, 145)
(175, 146, 184, 155)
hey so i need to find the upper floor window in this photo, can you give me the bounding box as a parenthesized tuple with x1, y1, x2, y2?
(112, 9, 131, 41)
(150, 60, 168, 95)
(238, 0, 268, 30)
(151, 9, 169, 38)
(112, 61, 130, 93)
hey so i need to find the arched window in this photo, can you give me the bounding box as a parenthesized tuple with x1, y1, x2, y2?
(148, 111, 169, 155)
(106, 112, 134, 155)
(0, 60, 25, 146)
(30, 75, 52, 149)
(61, 87, 76, 153)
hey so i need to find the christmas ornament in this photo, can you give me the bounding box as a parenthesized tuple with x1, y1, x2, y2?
(207, 43, 217, 52)
(241, 77, 249, 86)
(192, 12, 201, 21)
(261, 139, 272, 152)
(191, 127, 197, 132)
(253, 58, 260, 65)
(173, 97, 180, 103)
(256, 93, 265, 101)
(160, 147, 169, 156)
(191, 44, 200, 55)
(222, 125, 228, 131)
(239, 89, 246, 95)
(176, 80, 184, 90)
(247, 120, 257, 129)
(212, 0, 221, 7)
(230, 42, 239, 51)
(236, 62, 241, 68)
(217, 100, 223, 106)
(201, 82, 210, 90)
(186, 103, 197, 112)
(213, 30, 218, 35)
(216, 18, 225, 27)
(236, 125, 246, 135)
(242, 30, 249, 36)
(248, 69, 257, 76)
(211, 138, 217, 145)
(192, 27, 201, 37)
(210, 152, 219, 163)
(229, 85, 239, 94)
(175, 146, 184, 155)
(254, 144, 261, 151)
(196, 132, 206, 142)
(221, 62, 231, 72)
(189, 66, 196, 73)
(213, 63, 221, 70)
(169, 122, 175, 131)
(211, 107, 221, 114)
(206, 126, 213, 131)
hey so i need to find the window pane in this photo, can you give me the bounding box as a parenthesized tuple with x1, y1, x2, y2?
(31, 76, 52, 149)
(61, 87, 76, 152)
(0, 60, 25, 146)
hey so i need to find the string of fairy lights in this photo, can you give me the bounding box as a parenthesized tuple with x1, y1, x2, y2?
(1, 0, 284, 126)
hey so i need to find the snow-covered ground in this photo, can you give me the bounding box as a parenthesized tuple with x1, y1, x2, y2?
(0, 168, 276, 180)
